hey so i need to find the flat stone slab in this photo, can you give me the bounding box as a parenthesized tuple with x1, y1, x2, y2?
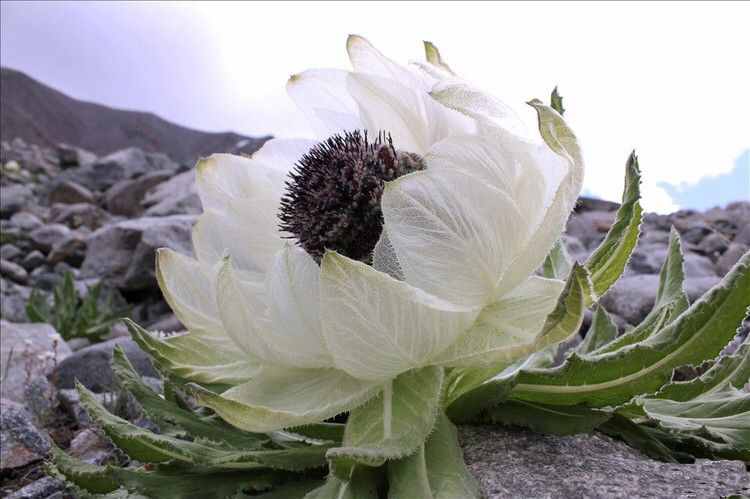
(459, 426, 749, 498)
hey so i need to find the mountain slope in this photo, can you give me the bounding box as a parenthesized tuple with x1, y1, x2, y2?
(0, 67, 269, 164)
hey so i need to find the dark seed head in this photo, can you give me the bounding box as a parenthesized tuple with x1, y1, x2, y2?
(278, 130, 424, 263)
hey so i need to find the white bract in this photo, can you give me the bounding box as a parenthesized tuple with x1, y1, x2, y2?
(153, 36, 584, 432)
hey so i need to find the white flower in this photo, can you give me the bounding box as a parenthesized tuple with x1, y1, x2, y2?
(149, 36, 584, 432)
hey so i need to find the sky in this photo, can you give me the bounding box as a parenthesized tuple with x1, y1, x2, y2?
(1, 1, 748, 213)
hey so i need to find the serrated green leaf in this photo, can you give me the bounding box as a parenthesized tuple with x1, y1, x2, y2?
(577, 305, 618, 354)
(511, 251, 750, 407)
(388, 413, 481, 499)
(303, 468, 381, 499)
(327, 367, 443, 479)
(597, 414, 680, 463)
(77, 381, 330, 471)
(111, 346, 267, 449)
(550, 86, 565, 115)
(541, 239, 572, 280)
(288, 423, 345, 444)
(584, 151, 643, 304)
(482, 400, 611, 436)
(444, 264, 588, 422)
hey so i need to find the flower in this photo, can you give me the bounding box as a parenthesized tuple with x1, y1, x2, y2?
(143, 35, 584, 432)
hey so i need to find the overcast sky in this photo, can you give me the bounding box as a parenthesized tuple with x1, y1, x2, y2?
(2, 1, 748, 212)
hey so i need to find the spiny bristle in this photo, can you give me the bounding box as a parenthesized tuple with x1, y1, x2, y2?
(278, 130, 424, 263)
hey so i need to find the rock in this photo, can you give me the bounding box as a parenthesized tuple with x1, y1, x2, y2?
(696, 232, 729, 259)
(47, 231, 87, 266)
(734, 223, 750, 246)
(0, 259, 29, 284)
(0, 321, 72, 403)
(58, 389, 89, 426)
(104, 169, 173, 216)
(600, 275, 660, 325)
(5, 476, 65, 499)
(68, 428, 114, 464)
(680, 221, 712, 245)
(20, 250, 46, 271)
(49, 202, 115, 230)
(717, 243, 749, 276)
(28, 224, 71, 252)
(0, 184, 34, 218)
(628, 244, 717, 277)
(9, 212, 43, 231)
(51, 337, 157, 392)
(47, 180, 95, 205)
(0, 243, 22, 262)
(566, 211, 616, 249)
(639, 229, 670, 245)
(142, 169, 201, 216)
(148, 313, 184, 333)
(0, 278, 31, 322)
(57, 143, 96, 168)
(460, 425, 750, 498)
(575, 196, 621, 213)
(683, 276, 721, 303)
(0, 399, 50, 470)
(66, 337, 91, 351)
(22, 377, 58, 428)
(80, 215, 195, 291)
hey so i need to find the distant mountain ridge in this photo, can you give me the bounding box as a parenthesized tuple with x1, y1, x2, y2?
(0, 67, 269, 164)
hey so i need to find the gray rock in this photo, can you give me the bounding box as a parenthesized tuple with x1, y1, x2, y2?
(717, 242, 749, 276)
(0, 244, 21, 262)
(575, 196, 621, 212)
(0, 399, 50, 470)
(57, 143, 96, 168)
(628, 244, 717, 277)
(680, 221, 712, 245)
(460, 425, 750, 498)
(566, 211, 615, 249)
(0, 259, 28, 284)
(51, 337, 157, 392)
(0, 278, 31, 322)
(49, 202, 115, 230)
(639, 229, 670, 245)
(20, 250, 46, 271)
(48, 180, 95, 205)
(47, 231, 87, 266)
(734, 223, 750, 246)
(9, 212, 43, 231)
(142, 169, 201, 216)
(105, 169, 173, 216)
(148, 313, 184, 333)
(28, 223, 71, 252)
(0, 184, 34, 218)
(80, 215, 195, 291)
(5, 476, 65, 499)
(696, 232, 730, 259)
(0, 321, 72, 402)
(22, 376, 58, 428)
(68, 428, 114, 464)
(683, 275, 721, 303)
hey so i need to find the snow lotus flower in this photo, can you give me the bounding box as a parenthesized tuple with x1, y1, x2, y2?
(141, 35, 585, 434)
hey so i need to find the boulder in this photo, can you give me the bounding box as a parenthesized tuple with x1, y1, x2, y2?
(0, 399, 50, 470)
(56, 143, 96, 168)
(0, 278, 31, 322)
(28, 224, 71, 252)
(460, 426, 750, 498)
(20, 250, 46, 271)
(574, 196, 620, 213)
(47, 180, 94, 205)
(49, 202, 115, 230)
(46, 231, 87, 266)
(51, 337, 157, 392)
(68, 428, 114, 465)
(0, 243, 22, 262)
(0, 184, 34, 218)
(142, 169, 202, 216)
(717, 243, 749, 276)
(5, 476, 65, 499)
(80, 215, 195, 291)
(0, 259, 28, 284)
(0, 321, 72, 402)
(104, 169, 173, 216)
(8, 212, 43, 231)
(628, 244, 717, 277)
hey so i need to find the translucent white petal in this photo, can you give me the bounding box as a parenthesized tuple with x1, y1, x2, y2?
(381, 165, 529, 308)
(215, 256, 276, 362)
(320, 252, 478, 381)
(264, 245, 332, 368)
(192, 366, 380, 432)
(431, 276, 565, 368)
(347, 34, 425, 89)
(195, 154, 283, 213)
(251, 138, 316, 173)
(494, 101, 584, 295)
(372, 230, 404, 281)
(155, 248, 220, 333)
(192, 197, 283, 273)
(287, 69, 362, 137)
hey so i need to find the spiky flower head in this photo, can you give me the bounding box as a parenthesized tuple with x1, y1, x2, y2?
(278, 130, 424, 262)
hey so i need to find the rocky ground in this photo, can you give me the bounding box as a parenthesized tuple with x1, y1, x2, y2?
(0, 138, 748, 498)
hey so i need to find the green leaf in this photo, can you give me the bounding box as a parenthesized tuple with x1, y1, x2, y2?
(445, 264, 588, 422)
(303, 468, 381, 499)
(423, 41, 455, 75)
(327, 367, 443, 479)
(388, 413, 481, 499)
(597, 414, 680, 463)
(482, 400, 611, 436)
(584, 151, 643, 304)
(76, 381, 330, 471)
(541, 239, 572, 280)
(510, 251, 750, 407)
(576, 305, 618, 354)
(111, 346, 267, 449)
(550, 86, 565, 115)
